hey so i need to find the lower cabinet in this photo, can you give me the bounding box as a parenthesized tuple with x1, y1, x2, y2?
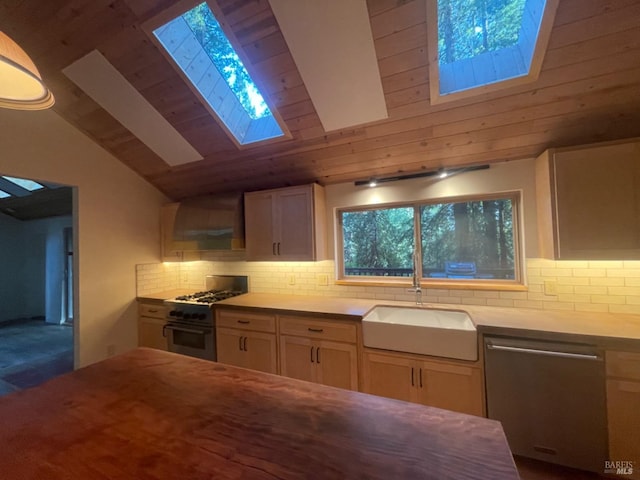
(606, 351, 640, 480)
(279, 315, 359, 391)
(138, 303, 168, 351)
(215, 309, 278, 374)
(362, 349, 484, 416)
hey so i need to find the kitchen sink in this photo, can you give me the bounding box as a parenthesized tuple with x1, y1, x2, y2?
(362, 306, 477, 361)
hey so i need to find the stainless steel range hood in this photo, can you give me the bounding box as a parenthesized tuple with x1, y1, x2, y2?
(161, 193, 244, 253)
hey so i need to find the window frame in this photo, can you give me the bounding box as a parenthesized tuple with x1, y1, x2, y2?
(142, 0, 292, 149)
(426, 0, 559, 105)
(335, 191, 525, 290)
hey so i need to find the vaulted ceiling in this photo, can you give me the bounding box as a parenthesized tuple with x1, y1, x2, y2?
(2, 0, 639, 200)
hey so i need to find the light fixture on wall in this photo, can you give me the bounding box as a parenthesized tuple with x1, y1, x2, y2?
(354, 165, 489, 187)
(0, 32, 54, 110)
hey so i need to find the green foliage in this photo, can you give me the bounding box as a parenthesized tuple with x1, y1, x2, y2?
(420, 200, 514, 278)
(437, 0, 526, 64)
(341, 199, 515, 279)
(342, 207, 414, 271)
(182, 3, 269, 119)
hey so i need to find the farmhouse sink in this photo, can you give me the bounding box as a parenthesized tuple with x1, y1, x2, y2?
(362, 306, 477, 361)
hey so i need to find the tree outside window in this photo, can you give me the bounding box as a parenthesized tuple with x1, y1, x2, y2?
(338, 193, 520, 285)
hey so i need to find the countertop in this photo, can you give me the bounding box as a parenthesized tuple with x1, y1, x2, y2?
(0, 348, 519, 479)
(138, 291, 640, 348)
(211, 293, 640, 349)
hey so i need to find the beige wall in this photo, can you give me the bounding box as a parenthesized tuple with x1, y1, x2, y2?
(324, 159, 538, 259)
(137, 159, 640, 316)
(0, 109, 167, 367)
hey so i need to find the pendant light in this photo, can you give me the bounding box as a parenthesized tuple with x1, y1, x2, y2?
(0, 31, 54, 110)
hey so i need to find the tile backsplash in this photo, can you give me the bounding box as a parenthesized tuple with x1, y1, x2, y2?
(136, 256, 640, 314)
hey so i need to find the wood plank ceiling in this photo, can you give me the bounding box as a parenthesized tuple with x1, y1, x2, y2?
(2, 0, 640, 200)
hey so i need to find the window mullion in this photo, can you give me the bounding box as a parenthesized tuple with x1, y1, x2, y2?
(413, 204, 423, 280)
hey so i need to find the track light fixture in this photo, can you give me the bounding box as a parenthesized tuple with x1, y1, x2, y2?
(354, 165, 489, 187)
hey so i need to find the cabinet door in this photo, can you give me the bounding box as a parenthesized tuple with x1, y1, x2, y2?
(279, 335, 315, 383)
(276, 186, 314, 260)
(138, 317, 168, 351)
(316, 340, 358, 391)
(244, 191, 276, 260)
(607, 379, 640, 480)
(417, 361, 484, 416)
(216, 327, 246, 368)
(362, 351, 415, 402)
(553, 141, 640, 259)
(243, 331, 278, 374)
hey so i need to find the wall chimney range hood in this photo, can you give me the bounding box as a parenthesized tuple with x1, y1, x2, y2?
(161, 193, 245, 255)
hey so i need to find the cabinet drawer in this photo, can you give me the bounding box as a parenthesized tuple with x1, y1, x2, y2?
(216, 309, 276, 333)
(279, 315, 357, 343)
(138, 303, 166, 319)
(607, 351, 640, 380)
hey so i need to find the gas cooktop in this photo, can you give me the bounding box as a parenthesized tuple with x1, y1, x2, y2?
(171, 289, 244, 305)
(166, 275, 249, 307)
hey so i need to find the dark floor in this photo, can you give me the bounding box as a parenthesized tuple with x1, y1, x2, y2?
(0, 318, 73, 396)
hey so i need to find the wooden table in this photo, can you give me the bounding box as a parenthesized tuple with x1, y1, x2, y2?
(0, 348, 519, 479)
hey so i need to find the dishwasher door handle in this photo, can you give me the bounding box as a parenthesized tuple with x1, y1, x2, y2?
(486, 344, 602, 361)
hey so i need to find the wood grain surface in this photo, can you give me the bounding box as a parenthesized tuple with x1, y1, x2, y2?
(2, 0, 639, 199)
(0, 348, 519, 479)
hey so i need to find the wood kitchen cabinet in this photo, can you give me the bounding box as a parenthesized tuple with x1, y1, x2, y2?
(138, 302, 168, 351)
(362, 349, 484, 416)
(244, 183, 326, 261)
(215, 309, 278, 374)
(536, 139, 640, 259)
(606, 351, 640, 479)
(279, 315, 358, 391)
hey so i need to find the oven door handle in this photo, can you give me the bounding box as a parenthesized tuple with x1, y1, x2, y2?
(164, 324, 210, 335)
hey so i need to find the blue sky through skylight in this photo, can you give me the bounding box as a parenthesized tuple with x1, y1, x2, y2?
(153, 2, 286, 146)
(2, 176, 44, 191)
(433, 0, 547, 97)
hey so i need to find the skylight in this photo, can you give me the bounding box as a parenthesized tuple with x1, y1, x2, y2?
(427, 0, 558, 103)
(152, 2, 288, 147)
(2, 176, 44, 191)
(0, 190, 10, 199)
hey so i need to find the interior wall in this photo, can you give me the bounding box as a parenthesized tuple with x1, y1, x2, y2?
(323, 158, 539, 259)
(0, 109, 167, 367)
(0, 213, 34, 321)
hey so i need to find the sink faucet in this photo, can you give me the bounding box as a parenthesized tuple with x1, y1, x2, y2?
(408, 252, 423, 305)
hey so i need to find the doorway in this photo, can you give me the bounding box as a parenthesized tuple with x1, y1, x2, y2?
(0, 175, 75, 396)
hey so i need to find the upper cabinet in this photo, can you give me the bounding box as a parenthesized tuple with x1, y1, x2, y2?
(536, 139, 640, 260)
(244, 184, 327, 261)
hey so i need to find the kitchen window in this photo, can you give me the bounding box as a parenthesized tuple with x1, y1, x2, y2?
(337, 192, 523, 288)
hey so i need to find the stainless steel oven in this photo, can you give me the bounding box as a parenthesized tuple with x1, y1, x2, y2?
(164, 275, 248, 361)
(164, 319, 215, 361)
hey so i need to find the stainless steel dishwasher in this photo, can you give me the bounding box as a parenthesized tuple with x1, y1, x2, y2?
(484, 336, 607, 472)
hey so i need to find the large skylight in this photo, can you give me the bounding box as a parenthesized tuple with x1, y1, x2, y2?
(152, 2, 287, 146)
(428, 0, 558, 103)
(2, 176, 44, 191)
